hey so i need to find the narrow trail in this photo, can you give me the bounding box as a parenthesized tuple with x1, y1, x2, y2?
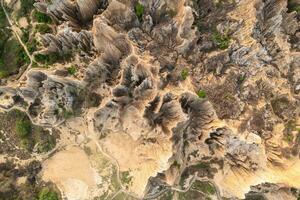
(0, 0, 33, 81)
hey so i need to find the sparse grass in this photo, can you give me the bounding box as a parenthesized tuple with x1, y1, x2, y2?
(192, 181, 216, 195)
(159, 190, 174, 200)
(181, 68, 189, 80)
(135, 2, 144, 22)
(35, 24, 52, 34)
(212, 32, 230, 49)
(197, 90, 206, 98)
(61, 109, 74, 119)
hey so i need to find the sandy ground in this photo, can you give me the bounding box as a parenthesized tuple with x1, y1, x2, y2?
(18, 17, 28, 28)
(101, 131, 173, 196)
(41, 146, 100, 200)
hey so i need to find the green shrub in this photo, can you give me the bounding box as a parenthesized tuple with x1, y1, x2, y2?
(212, 32, 230, 49)
(35, 24, 52, 34)
(15, 120, 32, 139)
(197, 90, 206, 98)
(181, 68, 189, 80)
(67, 66, 77, 75)
(33, 10, 52, 23)
(135, 2, 144, 22)
(38, 187, 59, 200)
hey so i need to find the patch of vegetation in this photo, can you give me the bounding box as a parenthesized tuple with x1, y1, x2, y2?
(271, 97, 291, 119)
(18, 0, 35, 17)
(35, 24, 52, 34)
(181, 68, 189, 80)
(194, 162, 210, 169)
(178, 190, 206, 200)
(288, 0, 300, 13)
(197, 90, 207, 98)
(135, 2, 144, 22)
(212, 32, 230, 49)
(0, 109, 57, 154)
(172, 161, 181, 169)
(0, 36, 30, 78)
(192, 181, 216, 195)
(113, 192, 137, 200)
(67, 65, 77, 75)
(26, 38, 39, 54)
(0, 161, 62, 200)
(15, 120, 32, 139)
(158, 190, 174, 200)
(0, 6, 8, 28)
(38, 187, 59, 200)
(284, 120, 299, 143)
(120, 171, 133, 187)
(33, 10, 52, 23)
(35, 52, 72, 65)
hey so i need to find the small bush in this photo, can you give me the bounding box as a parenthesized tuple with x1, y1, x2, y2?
(38, 187, 59, 200)
(181, 68, 189, 80)
(15, 120, 32, 139)
(67, 66, 77, 75)
(212, 32, 230, 49)
(135, 2, 144, 22)
(197, 90, 206, 98)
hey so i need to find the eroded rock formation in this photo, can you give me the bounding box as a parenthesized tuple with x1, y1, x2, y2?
(1, 0, 300, 199)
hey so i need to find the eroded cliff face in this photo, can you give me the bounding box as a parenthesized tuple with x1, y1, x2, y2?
(0, 0, 300, 199)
